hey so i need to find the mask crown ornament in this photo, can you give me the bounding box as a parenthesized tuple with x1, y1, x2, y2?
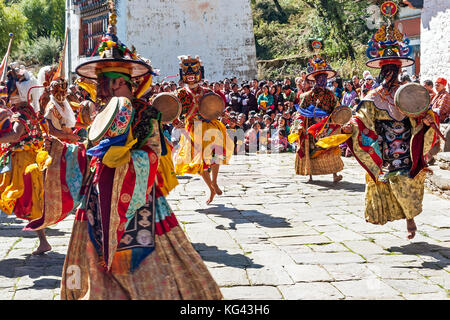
(365, 1, 415, 69)
(305, 55, 336, 81)
(75, 0, 154, 80)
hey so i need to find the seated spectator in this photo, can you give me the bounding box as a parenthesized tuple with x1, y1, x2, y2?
(270, 129, 290, 153)
(276, 102, 284, 115)
(282, 84, 295, 109)
(244, 113, 256, 132)
(257, 85, 274, 112)
(245, 121, 261, 153)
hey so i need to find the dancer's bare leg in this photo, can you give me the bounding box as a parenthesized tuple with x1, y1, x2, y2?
(211, 164, 223, 195)
(32, 229, 52, 255)
(406, 218, 417, 240)
(308, 175, 313, 182)
(333, 173, 343, 183)
(202, 169, 216, 205)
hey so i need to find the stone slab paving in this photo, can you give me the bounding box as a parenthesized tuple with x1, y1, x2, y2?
(0, 153, 449, 300)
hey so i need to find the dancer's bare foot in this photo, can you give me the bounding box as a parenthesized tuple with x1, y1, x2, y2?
(406, 219, 417, 240)
(32, 242, 52, 255)
(212, 182, 223, 196)
(333, 174, 343, 183)
(206, 188, 216, 205)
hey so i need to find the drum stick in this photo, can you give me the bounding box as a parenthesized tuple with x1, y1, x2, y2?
(430, 122, 446, 141)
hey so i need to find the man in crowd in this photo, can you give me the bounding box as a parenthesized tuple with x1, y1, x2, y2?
(241, 84, 258, 115)
(227, 83, 242, 113)
(431, 77, 450, 124)
(423, 80, 436, 101)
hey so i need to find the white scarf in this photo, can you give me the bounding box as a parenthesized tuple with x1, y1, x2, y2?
(49, 95, 77, 128)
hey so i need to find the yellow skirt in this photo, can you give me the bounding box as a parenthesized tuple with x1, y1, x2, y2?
(175, 119, 234, 175)
(0, 148, 43, 221)
(365, 170, 426, 225)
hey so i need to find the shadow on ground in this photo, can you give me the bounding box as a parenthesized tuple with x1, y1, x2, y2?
(0, 251, 65, 278)
(306, 179, 366, 192)
(196, 204, 291, 229)
(0, 228, 67, 238)
(388, 242, 450, 269)
(193, 243, 263, 269)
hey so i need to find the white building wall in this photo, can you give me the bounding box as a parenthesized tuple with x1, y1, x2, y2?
(67, 0, 257, 83)
(117, 0, 257, 82)
(420, 0, 450, 83)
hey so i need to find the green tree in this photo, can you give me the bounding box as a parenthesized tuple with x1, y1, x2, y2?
(0, 0, 27, 54)
(20, 0, 65, 40)
(302, 0, 372, 60)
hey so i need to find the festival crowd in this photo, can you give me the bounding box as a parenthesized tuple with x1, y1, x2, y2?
(68, 69, 450, 157)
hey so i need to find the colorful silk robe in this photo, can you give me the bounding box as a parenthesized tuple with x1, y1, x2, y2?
(347, 87, 439, 225)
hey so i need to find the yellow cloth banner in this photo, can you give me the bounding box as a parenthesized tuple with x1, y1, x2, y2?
(288, 132, 300, 144)
(316, 134, 352, 149)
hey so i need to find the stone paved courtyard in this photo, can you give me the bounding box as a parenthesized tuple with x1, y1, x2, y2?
(0, 153, 449, 300)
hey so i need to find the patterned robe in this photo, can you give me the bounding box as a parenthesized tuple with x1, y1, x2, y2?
(347, 86, 439, 225)
(174, 86, 234, 175)
(291, 87, 344, 175)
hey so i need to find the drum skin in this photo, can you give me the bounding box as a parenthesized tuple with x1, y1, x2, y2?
(199, 92, 225, 121)
(395, 83, 430, 118)
(330, 105, 352, 125)
(151, 93, 181, 124)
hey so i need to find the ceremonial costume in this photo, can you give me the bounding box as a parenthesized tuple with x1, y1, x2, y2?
(346, 23, 439, 228)
(174, 56, 233, 176)
(60, 7, 222, 299)
(289, 57, 344, 177)
(0, 103, 44, 221)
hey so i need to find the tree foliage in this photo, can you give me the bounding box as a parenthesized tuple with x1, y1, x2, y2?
(252, 0, 375, 78)
(20, 0, 65, 40)
(0, 0, 27, 54)
(1, 0, 65, 67)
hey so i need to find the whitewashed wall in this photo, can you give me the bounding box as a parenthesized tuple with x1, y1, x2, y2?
(67, 0, 258, 82)
(420, 0, 450, 83)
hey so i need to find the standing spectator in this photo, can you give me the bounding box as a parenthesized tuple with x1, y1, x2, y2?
(301, 71, 307, 81)
(332, 77, 344, 101)
(227, 83, 242, 113)
(213, 82, 227, 105)
(431, 77, 450, 123)
(257, 85, 274, 112)
(250, 79, 259, 96)
(400, 74, 411, 85)
(423, 80, 436, 101)
(361, 74, 375, 98)
(302, 79, 314, 93)
(341, 81, 358, 108)
(241, 84, 258, 115)
(352, 75, 361, 96)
